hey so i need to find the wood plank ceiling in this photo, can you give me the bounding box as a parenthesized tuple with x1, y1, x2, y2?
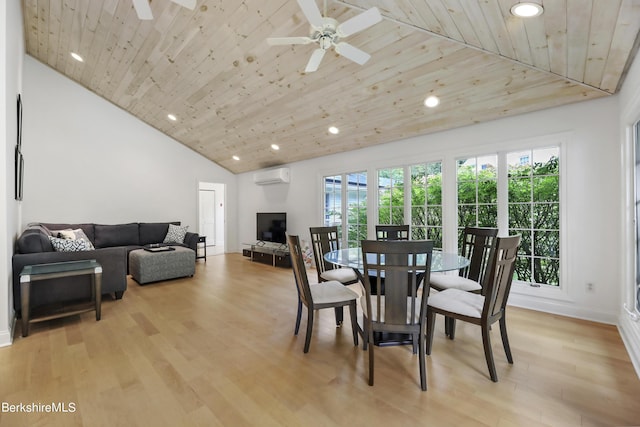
(22, 0, 640, 173)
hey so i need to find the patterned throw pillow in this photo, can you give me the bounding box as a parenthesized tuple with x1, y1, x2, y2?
(52, 228, 95, 250)
(48, 236, 91, 252)
(163, 224, 188, 244)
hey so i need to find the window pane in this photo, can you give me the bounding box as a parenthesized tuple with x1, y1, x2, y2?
(458, 205, 476, 227)
(534, 203, 559, 229)
(509, 203, 532, 229)
(427, 227, 443, 248)
(478, 205, 498, 227)
(458, 181, 476, 203)
(514, 256, 532, 282)
(534, 258, 559, 286)
(533, 176, 559, 202)
(534, 230, 559, 258)
(412, 207, 425, 226)
(426, 206, 442, 227)
(412, 227, 426, 240)
(478, 180, 497, 203)
(509, 177, 531, 202)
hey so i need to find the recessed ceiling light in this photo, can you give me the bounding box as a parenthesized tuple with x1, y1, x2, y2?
(232, 155, 240, 161)
(167, 114, 177, 121)
(271, 144, 280, 150)
(424, 95, 440, 108)
(510, 2, 543, 18)
(328, 126, 339, 135)
(70, 52, 84, 62)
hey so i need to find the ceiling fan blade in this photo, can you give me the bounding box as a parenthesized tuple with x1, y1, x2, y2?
(267, 37, 314, 46)
(334, 42, 371, 65)
(170, 0, 196, 10)
(305, 48, 326, 72)
(337, 7, 382, 37)
(296, 0, 324, 29)
(132, 0, 153, 20)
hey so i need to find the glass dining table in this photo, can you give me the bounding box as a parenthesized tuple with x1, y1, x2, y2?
(323, 247, 470, 346)
(323, 247, 470, 273)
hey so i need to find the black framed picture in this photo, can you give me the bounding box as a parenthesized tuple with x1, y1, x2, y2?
(15, 94, 23, 201)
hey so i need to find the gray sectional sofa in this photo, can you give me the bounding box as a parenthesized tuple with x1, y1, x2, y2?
(12, 222, 198, 314)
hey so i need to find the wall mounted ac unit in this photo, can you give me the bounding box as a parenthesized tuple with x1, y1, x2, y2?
(253, 168, 290, 185)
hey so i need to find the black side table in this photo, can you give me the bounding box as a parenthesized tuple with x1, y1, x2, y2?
(197, 235, 207, 261)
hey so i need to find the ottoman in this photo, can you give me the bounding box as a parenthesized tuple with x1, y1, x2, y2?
(129, 247, 195, 284)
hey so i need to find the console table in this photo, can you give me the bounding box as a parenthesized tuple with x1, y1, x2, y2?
(19, 259, 102, 337)
(242, 242, 290, 268)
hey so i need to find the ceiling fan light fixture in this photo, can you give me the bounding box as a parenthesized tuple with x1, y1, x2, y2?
(232, 155, 240, 161)
(70, 52, 84, 62)
(328, 126, 340, 135)
(510, 2, 544, 18)
(424, 95, 440, 108)
(167, 114, 177, 121)
(271, 144, 280, 150)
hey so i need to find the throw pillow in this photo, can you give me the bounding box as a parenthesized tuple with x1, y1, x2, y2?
(52, 228, 95, 250)
(163, 224, 188, 244)
(48, 236, 91, 252)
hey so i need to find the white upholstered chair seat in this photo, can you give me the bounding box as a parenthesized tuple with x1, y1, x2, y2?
(359, 295, 422, 323)
(428, 288, 483, 319)
(309, 281, 358, 305)
(320, 268, 358, 284)
(345, 281, 365, 298)
(429, 273, 482, 292)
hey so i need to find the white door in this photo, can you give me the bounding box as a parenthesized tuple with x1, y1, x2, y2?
(199, 189, 216, 246)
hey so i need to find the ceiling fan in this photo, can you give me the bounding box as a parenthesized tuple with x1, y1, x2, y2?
(132, 0, 196, 20)
(267, 0, 382, 72)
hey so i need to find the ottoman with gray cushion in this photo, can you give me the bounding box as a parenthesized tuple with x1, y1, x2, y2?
(129, 247, 195, 284)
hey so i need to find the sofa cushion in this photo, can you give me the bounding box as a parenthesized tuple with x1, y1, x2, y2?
(163, 224, 189, 244)
(94, 223, 140, 248)
(139, 222, 180, 245)
(49, 236, 92, 252)
(17, 228, 54, 253)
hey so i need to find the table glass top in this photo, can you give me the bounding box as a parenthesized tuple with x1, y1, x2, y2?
(20, 259, 101, 276)
(323, 248, 469, 273)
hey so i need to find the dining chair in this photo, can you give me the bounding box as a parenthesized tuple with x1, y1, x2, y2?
(429, 226, 498, 338)
(309, 226, 362, 325)
(287, 234, 359, 353)
(375, 224, 410, 241)
(360, 239, 433, 391)
(426, 234, 521, 382)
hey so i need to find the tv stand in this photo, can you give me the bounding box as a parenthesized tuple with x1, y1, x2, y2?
(242, 242, 290, 268)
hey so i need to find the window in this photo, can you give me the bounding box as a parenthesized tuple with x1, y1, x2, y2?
(378, 168, 404, 225)
(323, 172, 367, 248)
(508, 147, 560, 287)
(410, 163, 443, 247)
(457, 155, 498, 244)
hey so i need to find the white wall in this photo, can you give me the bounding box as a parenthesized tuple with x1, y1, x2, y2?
(21, 57, 238, 252)
(618, 48, 640, 375)
(0, 0, 24, 346)
(238, 95, 621, 325)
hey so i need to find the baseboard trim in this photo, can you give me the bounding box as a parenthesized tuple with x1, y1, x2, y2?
(0, 316, 15, 347)
(508, 294, 617, 325)
(619, 313, 640, 378)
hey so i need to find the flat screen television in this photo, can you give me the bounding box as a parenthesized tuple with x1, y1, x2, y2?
(256, 212, 287, 244)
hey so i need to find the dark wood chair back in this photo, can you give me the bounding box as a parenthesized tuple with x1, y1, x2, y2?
(459, 227, 499, 289)
(309, 226, 340, 279)
(287, 234, 312, 307)
(482, 234, 521, 321)
(375, 225, 410, 241)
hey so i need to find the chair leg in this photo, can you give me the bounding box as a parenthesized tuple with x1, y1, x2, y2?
(419, 326, 427, 391)
(303, 308, 314, 353)
(448, 318, 457, 340)
(481, 324, 498, 382)
(294, 299, 302, 335)
(426, 310, 436, 355)
(499, 316, 513, 364)
(334, 307, 343, 327)
(348, 302, 358, 347)
(368, 333, 374, 386)
(362, 318, 369, 351)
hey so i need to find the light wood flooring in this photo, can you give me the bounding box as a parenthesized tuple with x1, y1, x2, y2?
(1, 254, 639, 426)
